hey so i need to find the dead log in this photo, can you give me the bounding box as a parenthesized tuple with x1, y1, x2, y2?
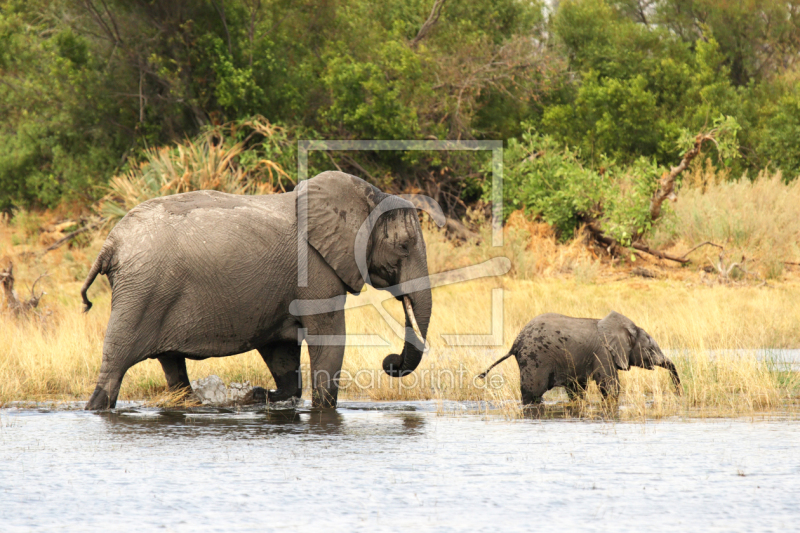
(1, 263, 47, 315)
(41, 217, 107, 256)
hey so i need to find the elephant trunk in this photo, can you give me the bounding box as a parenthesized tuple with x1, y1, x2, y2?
(661, 358, 683, 395)
(383, 280, 432, 378)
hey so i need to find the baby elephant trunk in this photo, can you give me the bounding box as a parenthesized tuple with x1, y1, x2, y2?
(660, 358, 683, 395)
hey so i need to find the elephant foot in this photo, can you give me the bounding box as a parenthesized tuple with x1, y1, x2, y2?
(85, 387, 111, 411)
(244, 386, 268, 404)
(267, 387, 302, 404)
(235, 386, 268, 405)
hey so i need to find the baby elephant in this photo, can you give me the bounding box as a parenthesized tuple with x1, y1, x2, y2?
(480, 311, 682, 404)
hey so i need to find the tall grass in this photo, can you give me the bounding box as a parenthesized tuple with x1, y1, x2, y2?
(102, 117, 295, 221)
(1, 157, 799, 418)
(1, 216, 798, 417)
(652, 169, 800, 278)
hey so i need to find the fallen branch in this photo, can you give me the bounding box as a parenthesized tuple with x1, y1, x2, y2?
(1, 262, 47, 315)
(677, 241, 724, 260)
(630, 242, 690, 264)
(41, 218, 107, 255)
(650, 132, 716, 221)
(586, 222, 688, 264)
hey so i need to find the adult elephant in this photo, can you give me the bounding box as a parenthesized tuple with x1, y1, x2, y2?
(81, 171, 434, 410)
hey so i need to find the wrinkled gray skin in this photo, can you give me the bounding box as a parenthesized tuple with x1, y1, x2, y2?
(81, 171, 432, 410)
(480, 311, 682, 404)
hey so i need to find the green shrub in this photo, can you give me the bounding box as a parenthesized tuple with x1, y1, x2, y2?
(503, 129, 659, 245)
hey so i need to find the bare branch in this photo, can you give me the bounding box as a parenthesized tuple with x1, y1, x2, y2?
(678, 240, 724, 260)
(211, 0, 233, 56)
(40, 218, 107, 256)
(324, 151, 343, 172)
(1, 263, 47, 316)
(411, 0, 447, 49)
(650, 133, 715, 221)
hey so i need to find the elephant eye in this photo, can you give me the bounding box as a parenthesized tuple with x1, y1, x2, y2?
(398, 242, 410, 255)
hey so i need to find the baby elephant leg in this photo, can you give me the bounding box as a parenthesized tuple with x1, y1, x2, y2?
(596, 373, 621, 399)
(565, 375, 588, 401)
(519, 365, 554, 406)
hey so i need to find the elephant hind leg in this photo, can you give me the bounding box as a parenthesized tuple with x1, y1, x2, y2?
(519, 363, 559, 406)
(85, 356, 135, 410)
(259, 342, 302, 402)
(157, 353, 192, 393)
(520, 376, 551, 406)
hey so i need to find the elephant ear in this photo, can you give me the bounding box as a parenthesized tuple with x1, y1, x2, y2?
(297, 171, 385, 294)
(597, 311, 638, 370)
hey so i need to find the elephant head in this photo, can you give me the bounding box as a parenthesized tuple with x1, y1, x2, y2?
(299, 171, 433, 378)
(597, 311, 682, 393)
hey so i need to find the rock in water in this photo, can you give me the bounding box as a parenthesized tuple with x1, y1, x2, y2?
(190, 375, 227, 405)
(227, 381, 252, 403)
(189, 376, 300, 406)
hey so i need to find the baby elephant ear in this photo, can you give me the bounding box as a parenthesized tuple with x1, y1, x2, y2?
(597, 311, 638, 370)
(297, 171, 385, 294)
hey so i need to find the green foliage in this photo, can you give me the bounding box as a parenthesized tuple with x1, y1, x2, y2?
(2, 0, 800, 214)
(102, 117, 298, 220)
(504, 115, 740, 246)
(503, 128, 659, 245)
(758, 87, 800, 179)
(502, 133, 605, 237)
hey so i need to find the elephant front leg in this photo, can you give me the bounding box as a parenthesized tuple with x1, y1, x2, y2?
(596, 372, 621, 400)
(565, 375, 588, 402)
(306, 343, 345, 408)
(259, 342, 302, 402)
(86, 351, 135, 410)
(302, 312, 346, 409)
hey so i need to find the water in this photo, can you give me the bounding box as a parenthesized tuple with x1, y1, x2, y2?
(1, 402, 799, 532)
(667, 348, 800, 370)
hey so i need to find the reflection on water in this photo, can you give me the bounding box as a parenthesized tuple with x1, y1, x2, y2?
(1, 402, 799, 532)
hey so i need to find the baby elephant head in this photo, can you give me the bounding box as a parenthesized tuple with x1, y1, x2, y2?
(599, 311, 682, 394)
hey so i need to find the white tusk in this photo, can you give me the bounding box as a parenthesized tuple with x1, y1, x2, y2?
(403, 295, 424, 342)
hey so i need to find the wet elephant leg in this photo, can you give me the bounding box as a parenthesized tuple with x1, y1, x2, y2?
(157, 354, 192, 392)
(517, 355, 555, 406)
(596, 372, 621, 400)
(301, 311, 346, 408)
(258, 342, 302, 402)
(308, 343, 345, 408)
(565, 375, 588, 401)
(85, 351, 135, 410)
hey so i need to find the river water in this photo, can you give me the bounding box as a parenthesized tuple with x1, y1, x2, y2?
(1, 402, 798, 532)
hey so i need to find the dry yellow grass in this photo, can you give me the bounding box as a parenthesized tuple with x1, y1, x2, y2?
(652, 169, 800, 279)
(1, 213, 798, 418)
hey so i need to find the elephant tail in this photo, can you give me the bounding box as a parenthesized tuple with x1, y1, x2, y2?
(81, 243, 113, 313)
(478, 352, 514, 379)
